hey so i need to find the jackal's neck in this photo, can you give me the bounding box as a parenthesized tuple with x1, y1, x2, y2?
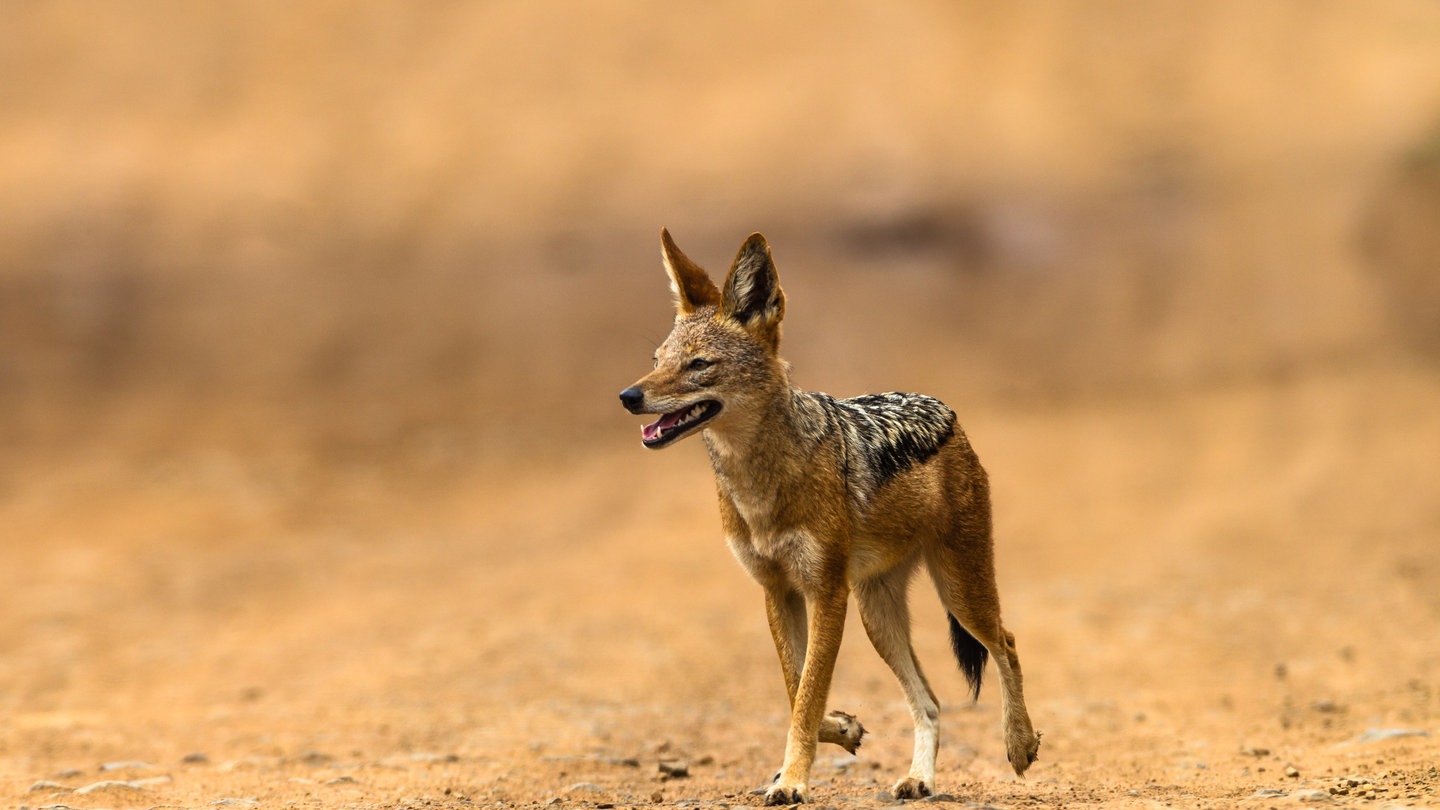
(701, 379, 816, 475)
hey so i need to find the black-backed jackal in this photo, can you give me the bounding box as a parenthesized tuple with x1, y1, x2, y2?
(619, 230, 1041, 804)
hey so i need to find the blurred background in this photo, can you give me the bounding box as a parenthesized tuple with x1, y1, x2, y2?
(3, 0, 1437, 469)
(3, 2, 1440, 804)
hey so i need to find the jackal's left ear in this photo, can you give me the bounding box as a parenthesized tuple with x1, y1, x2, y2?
(721, 233, 786, 341)
(661, 228, 721, 315)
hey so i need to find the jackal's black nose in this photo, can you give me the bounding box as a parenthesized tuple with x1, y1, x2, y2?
(619, 386, 645, 413)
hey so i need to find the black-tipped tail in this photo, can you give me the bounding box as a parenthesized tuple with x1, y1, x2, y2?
(947, 613, 988, 701)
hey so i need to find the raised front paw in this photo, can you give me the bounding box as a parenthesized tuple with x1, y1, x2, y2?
(892, 776, 933, 800)
(764, 781, 809, 805)
(820, 710, 866, 754)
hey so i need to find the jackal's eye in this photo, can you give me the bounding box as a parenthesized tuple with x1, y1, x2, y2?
(687, 358, 712, 372)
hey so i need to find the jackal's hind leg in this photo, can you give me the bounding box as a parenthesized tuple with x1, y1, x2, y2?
(855, 568, 940, 798)
(928, 554, 1041, 776)
(994, 627, 1041, 772)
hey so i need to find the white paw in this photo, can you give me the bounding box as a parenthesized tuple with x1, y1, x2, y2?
(892, 775, 933, 800)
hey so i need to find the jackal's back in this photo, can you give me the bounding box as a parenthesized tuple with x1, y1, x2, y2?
(798, 391, 957, 500)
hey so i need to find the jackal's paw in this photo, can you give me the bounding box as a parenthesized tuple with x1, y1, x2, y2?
(764, 781, 809, 805)
(820, 710, 866, 754)
(1007, 728, 1042, 776)
(891, 776, 933, 800)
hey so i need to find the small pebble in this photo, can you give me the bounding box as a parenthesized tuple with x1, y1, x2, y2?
(658, 758, 689, 778)
(182, 752, 211, 764)
(1285, 765, 1301, 778)
(1354, 728, 1429, 743)
(28, 781, 71, 793)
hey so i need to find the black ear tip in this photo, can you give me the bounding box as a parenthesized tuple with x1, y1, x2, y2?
(735, 233, 774, 268)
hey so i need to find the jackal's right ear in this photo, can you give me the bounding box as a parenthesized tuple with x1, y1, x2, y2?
(721, 233, 785, 345)
(660, 228, 720, 315)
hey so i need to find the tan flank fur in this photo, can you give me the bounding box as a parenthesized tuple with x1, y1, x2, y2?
(619, 230, 1041, 804)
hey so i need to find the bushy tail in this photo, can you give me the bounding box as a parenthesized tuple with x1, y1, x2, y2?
(947, 613, 988, 701)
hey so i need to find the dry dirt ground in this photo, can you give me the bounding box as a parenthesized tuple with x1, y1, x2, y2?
(3, 359, 1438, 810)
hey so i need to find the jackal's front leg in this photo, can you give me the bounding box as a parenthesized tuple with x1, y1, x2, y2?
(766, 584, 849, 806)
(764, 587, 866, 756)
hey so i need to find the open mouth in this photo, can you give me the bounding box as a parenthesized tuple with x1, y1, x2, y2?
(641, 400, 722, 448)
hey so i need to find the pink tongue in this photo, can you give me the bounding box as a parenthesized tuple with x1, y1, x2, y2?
(642, 410, 685, 441)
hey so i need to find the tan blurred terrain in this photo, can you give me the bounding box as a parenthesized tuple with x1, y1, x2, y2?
(3, 3, 1440, 808)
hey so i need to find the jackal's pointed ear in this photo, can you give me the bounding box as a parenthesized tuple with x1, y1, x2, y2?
(721, 232, 785, 341)
(660, 228, 720, 315)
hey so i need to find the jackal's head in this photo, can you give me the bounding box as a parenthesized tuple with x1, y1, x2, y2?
(619, 229, 787, 449)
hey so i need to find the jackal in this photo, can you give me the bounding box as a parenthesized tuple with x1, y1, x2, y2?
(619, 230, 1041, 804)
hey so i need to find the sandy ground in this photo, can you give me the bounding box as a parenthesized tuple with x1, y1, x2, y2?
(4, 357, 1438, 810)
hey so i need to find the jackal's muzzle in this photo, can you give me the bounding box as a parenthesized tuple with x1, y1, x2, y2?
(618, 387, 722, 449)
